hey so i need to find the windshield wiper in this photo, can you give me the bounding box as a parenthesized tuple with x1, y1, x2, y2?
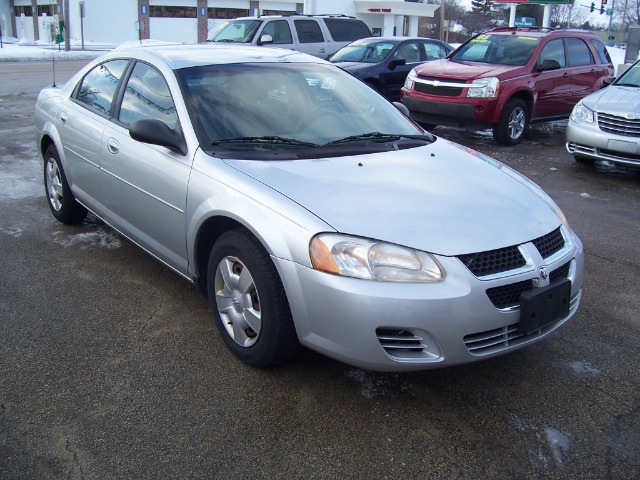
(212, 136, 319, 147)
(325, 132, 433, 145)
(615, 82, 640, 87)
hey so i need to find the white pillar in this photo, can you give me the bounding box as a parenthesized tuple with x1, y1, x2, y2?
(383, 14, 395, 36)
(542, 5, 551, 28)
(394, 15, 404, 36)
(509, 5, 517, 27)
(408, 16, 419, 37)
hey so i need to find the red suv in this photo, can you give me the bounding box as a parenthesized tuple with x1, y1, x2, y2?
(401, 27, 614, 145)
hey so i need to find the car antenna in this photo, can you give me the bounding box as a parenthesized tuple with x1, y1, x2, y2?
(51, 36, 57, 87)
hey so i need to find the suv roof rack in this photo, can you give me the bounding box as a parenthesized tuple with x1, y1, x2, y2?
(277, 13, 356, 18)
(489, 26, 558, 34)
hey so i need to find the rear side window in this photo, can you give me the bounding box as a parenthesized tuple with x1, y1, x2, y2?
(262, 20, 293, 44)
(324, 19, 371, 42)
(590, 38, 612, 64)
(118, 62, 177, 129)
(566, 38, 593, 66)
(294, 20, 324, 43)
(75, 60, 129, 115)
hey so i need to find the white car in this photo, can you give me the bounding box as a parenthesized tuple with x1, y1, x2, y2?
(566, 59, 640, 167)
(35, 44, 584, 371)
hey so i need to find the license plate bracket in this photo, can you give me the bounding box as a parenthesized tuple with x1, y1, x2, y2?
(518, 279, 571, 335)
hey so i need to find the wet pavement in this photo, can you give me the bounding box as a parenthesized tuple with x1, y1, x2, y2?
(1, 60, 639, 479)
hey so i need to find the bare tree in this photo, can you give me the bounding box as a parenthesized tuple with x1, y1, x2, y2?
(551, 4, 589, 28)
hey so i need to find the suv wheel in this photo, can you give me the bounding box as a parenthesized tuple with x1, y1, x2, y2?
(493, 99, 529, 146)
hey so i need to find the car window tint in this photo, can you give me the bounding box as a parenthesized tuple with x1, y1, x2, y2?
(394, 42, 421, 63)
(538, 39, 566, 68)
(294, 20, 324, 43)
(118, 62, 177, 129)
(75, 60, 129, 115)
(324, 19, 370, 41)
(566, 38, 593, 66)
(591, 38, 611, 64)
(452, 34, 540, 66)
(422, 42, 448, 61)
(262, 20, 292, 44)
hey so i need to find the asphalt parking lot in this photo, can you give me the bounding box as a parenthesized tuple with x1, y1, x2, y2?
(1, 60, 639, 479)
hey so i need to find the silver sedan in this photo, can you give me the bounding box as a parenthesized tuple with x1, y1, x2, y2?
(35, 44, 584, 371)
(566, 59, 640, 167)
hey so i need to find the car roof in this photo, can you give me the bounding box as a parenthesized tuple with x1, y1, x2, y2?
(103, 44, 327, 70)
(486, 27, 596, 38)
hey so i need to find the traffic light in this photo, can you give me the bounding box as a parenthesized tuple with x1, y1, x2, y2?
(600, 5, 605, 13)
(590, 2, 595, 12)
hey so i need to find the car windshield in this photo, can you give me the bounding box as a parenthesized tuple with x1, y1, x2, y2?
(450, 33, 541, 66)
(330, 40, 397, 63)
(177, 63, 425, 154)
(208, 20, 262, 43)
(615, 62, 640, 87)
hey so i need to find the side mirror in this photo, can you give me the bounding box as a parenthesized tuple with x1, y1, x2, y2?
(537, 59, 561, 71)
(388, 58, 406, 70)
(257, 34, 273, 46)
(602, 76, 616, 87)
(129, 119, 187, 156)
(393, 101, 410, 117)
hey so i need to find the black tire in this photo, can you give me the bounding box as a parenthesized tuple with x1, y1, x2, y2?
(493, 98, 529, 146)
(207, 229, 300, 368)
(43, 145, 87, 224)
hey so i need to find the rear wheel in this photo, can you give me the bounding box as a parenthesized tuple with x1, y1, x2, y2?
(207, 229, 300, 368)
(493, 99, 529, 146)
(43, 145, 87, 224)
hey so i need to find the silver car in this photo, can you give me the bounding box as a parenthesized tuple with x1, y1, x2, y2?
(566, 59, 640, 166)
(35, 45, 584, 372)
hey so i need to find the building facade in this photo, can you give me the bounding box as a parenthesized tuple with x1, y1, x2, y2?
(2, 0, 438, 45)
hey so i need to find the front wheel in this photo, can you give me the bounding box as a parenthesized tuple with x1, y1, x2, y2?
(493, 99, 529, 146)
(43, 145, 87, 224)
(207, 229, 300, 368)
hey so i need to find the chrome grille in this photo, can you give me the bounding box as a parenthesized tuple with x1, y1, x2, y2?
(598, 112, 640, 137)
(414, 77, 465, 97)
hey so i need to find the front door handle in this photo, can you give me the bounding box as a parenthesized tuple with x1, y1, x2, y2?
(59, 112, 67, 125)
(107, 137, 120, 154)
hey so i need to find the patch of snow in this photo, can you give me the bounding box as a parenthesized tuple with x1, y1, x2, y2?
(579, 192, 591, 198)
(569, 361, 601, 375)
(545, 427, 570, 467)
(53, 229, 121, 249)
(0, 226, 23, 238)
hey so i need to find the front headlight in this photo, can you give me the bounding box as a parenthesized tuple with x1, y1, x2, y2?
(310, 233, 444, 283)
(570, 101, 595, 123)
(404, 68, 417, 91)
(466, 77, 499, 98)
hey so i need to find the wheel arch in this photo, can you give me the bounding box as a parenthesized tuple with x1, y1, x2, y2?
(506, 90, 534, 119)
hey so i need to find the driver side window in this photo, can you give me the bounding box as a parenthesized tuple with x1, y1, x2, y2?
(538, 39, 566, 68)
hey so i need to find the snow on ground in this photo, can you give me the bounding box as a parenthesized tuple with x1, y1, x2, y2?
(0, 35, 630, 73)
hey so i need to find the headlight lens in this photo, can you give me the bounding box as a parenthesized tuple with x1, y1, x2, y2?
(570, 101, 594, 123)
(404, 68, 417, 90)
(466, 77, 499, 98)
(310, 233, 444, 283)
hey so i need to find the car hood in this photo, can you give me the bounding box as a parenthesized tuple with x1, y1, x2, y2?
(415, 59, 525, 80)
(224, 139, 561, 256)
(582, 85, 640, 113)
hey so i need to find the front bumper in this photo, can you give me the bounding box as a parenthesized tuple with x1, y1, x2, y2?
(401, 94, 499, 128)
(566, 118, 640, 167)
(275, 228, 584, 372)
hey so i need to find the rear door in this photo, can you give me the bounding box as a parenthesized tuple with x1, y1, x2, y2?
(565, 37, 604, 103)
(293, 19, 328, 57)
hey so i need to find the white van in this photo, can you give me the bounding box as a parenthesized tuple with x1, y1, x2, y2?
(207, 15, 372, 58)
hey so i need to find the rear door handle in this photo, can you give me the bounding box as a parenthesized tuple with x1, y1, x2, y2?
(59, 112, 67, 124)
(107, 137, 120, 154)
